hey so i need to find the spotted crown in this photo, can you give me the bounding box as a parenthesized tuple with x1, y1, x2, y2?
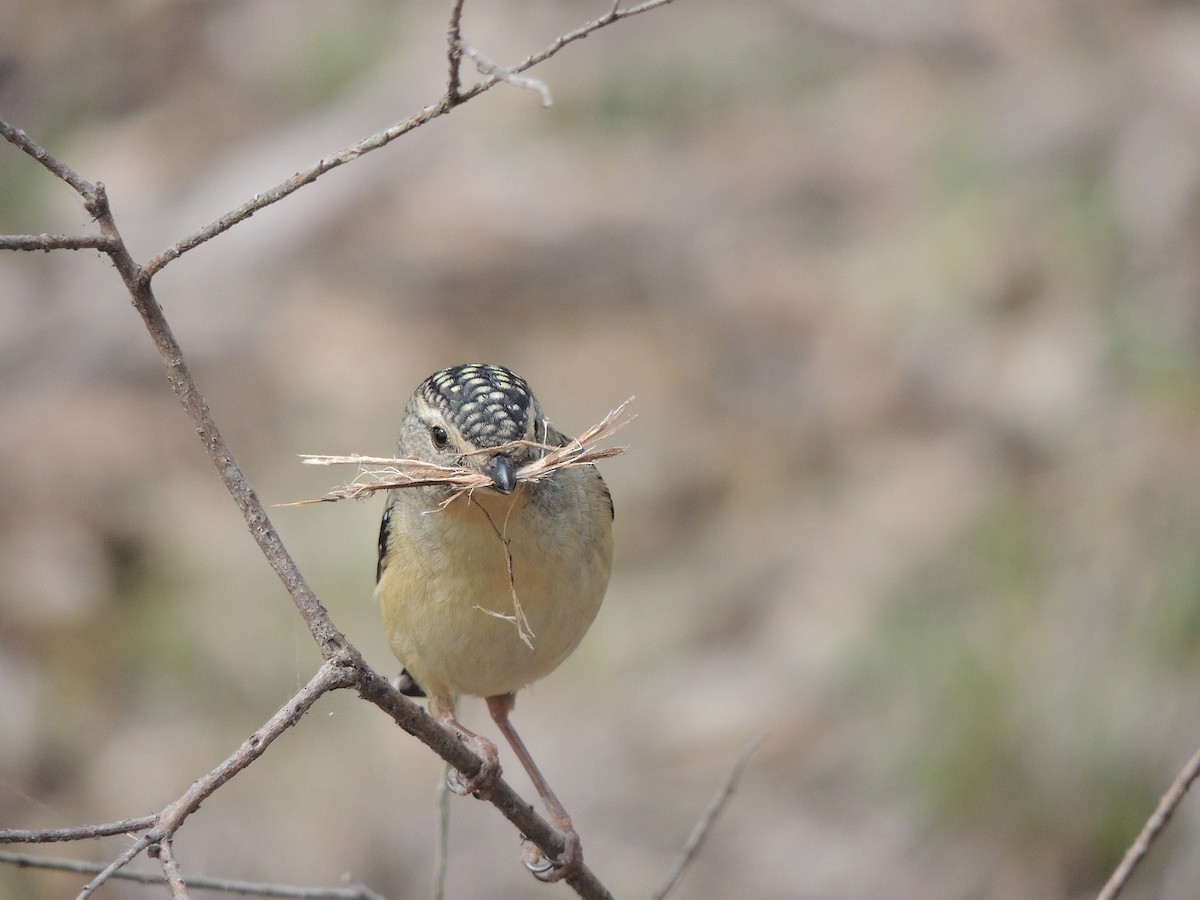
(418, 363, 535, 447)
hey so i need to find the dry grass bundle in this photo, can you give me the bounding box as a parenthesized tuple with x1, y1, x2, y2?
(284, 398, 633, 508)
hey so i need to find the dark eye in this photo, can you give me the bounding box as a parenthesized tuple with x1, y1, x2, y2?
(430, 425, 449, 449)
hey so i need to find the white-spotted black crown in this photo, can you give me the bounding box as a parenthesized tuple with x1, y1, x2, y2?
(419, 363, 534, 447)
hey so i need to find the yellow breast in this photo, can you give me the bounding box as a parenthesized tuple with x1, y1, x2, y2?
(376, 471, 612, 703)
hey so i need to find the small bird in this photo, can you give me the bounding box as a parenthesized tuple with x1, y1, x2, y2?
(375, 363, 614, 880)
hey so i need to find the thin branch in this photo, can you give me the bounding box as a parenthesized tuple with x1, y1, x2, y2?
(155, 662, 353, 836)
(99, 190, 348, 657)
(651, 736, 764, 900)
(74, 663, 352, 896)
(79, 835, 157, 899)
(0, 119, 95, 197)
(0, 817, 158, 844)
(455, 38, 552, 107)
(1096, 742, 1200, 900)
(0, 852, 383, 899)
(432, 764, 451, 900)
(456, 0, 676, 105)
(0, 233, 119, 252)
(0, 124, 347, 656)
(140, 99, 449, 278)
(153, 838, 190, 900)
(139, 0, 675, 277)
(446, 0, 467, 103)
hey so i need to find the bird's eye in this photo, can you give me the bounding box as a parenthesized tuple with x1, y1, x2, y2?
(430, 425, 449, 449)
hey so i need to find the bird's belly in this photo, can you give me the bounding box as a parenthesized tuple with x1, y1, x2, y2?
(378, 495, 610, 700)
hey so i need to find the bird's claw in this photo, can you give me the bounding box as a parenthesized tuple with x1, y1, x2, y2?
(445, 761, 499, 799)
(445, 736, 501, 800)
(521, 827, 582, 883)
(522, 842, 558, 880)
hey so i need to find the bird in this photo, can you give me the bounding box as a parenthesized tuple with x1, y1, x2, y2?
(375, 363, 614, 881)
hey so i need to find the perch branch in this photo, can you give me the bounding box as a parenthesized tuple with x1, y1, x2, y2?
(354, 667, 615, 900)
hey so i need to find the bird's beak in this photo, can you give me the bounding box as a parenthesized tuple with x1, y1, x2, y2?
(483, 453, 518, 494)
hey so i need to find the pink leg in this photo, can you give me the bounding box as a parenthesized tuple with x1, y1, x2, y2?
(432, 697, 502, 800)
(487, 693, 582, 882)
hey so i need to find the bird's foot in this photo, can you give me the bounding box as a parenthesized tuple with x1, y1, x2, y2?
(522, 821, 582, 883)
(445, 734, 501, 800)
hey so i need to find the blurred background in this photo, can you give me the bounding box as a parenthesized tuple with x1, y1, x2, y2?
(3, 1, 1200, 897)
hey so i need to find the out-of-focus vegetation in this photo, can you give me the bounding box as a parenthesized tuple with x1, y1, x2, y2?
(3, 1, 1200, 897)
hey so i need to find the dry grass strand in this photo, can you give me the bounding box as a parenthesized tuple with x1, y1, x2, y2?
(283, 398, 633, 507)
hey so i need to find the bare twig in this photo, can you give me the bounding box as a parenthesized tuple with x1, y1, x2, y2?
(79, 836, 158, 900)
(472, 0, 675, 98)
(156, 663, 353, 835)
(0, 817, 158, 844)
(138, 0, 675, 277)
(455, 38, 553, 107)
(1097, 742, 1200, 900)
(0, 119, 95, 196)
(0, 851, 384, 899)
(446, 0, 467, 102)
(71, 663, 353, 897)
(0, 128, 355, 659)
(0, 233, 119, 252)
(432, 764, 451, 900)
(651, 736, 764, 900)
(153, 838, 190, 900)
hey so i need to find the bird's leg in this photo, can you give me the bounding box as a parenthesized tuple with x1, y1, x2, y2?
(486, 693, 582, 882)
(432, 698, 502, 800)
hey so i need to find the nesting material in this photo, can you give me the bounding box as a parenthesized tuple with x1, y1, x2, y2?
(285, 398, 633, 508)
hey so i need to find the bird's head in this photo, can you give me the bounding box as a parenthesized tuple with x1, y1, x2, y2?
(400, 363, 546, 495)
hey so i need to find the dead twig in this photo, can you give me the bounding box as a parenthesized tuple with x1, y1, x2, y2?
(1096, 742, 1200, 900)
(152, 838, 189, 900)
(651, 736, 764, 900)
(0, 851, 384, 899)
(138, 0, 676, 278)
(0, 817, 158, 844)
(432, 763, 452, 900)
(455, 38, 553, 107)
(0, 233, 120, 252)
(69, 662, 352, 897)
